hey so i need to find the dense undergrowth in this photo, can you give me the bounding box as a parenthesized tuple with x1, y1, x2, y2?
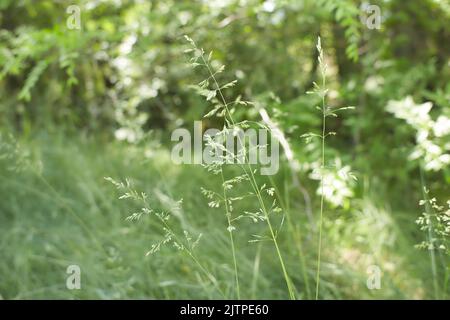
(0, 132, 443, 299)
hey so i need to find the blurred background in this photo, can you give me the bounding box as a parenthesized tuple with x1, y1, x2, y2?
(0, 0, 449, 299)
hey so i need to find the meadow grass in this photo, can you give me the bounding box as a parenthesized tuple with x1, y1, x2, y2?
(0, 131, 440, 299)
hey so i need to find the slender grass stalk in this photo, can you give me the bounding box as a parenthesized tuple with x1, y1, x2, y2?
(257, 105, 315, 227)
(307, 37, 355, 300)
(107, 177, 225, 298)
(221, 168, 241, 299)
(268, 173, 311, 299)
(159, 215, 225, 298)
(186, 36, 296, 299)
(315, 99, 326, 299)
(315, 37, 327, 300)
(243, 163, 296, 299)
(419, 166, 440, 299)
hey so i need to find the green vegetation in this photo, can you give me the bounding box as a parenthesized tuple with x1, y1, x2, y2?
(0, 0, 449, 299)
